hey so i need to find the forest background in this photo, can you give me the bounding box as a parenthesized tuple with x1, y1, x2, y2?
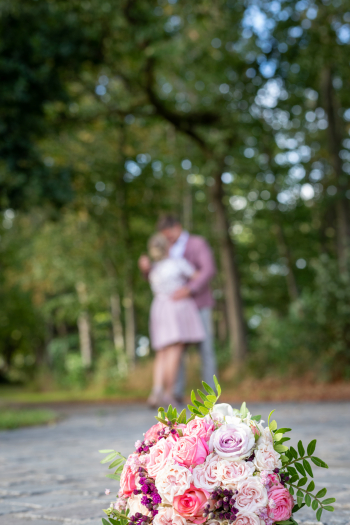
(1, 0, 350, 402)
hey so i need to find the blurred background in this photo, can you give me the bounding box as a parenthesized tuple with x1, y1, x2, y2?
(1, 0, 350, 410)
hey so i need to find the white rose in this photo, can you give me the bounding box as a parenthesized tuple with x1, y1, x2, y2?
(193, 453, 221, 492)
(235, 477, 268, 513)
(155, 461, 192, 504)
(235, 510, 265, 525)
(257, 426, 273, 447)
(211, 403, 235, 418)
(153, 507, 187, 525)
(209, 422, 255, 461)
(127, 493, 152, 517)
(217, 459, 255, 489)
(253, 443, 282, 472)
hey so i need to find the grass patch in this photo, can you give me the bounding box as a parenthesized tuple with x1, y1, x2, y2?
(0, 408, 57, 430)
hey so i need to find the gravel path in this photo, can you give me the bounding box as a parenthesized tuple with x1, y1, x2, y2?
(1, 402, 349, 525)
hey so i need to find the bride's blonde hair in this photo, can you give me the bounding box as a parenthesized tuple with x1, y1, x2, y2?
(148, 233, 168, 262)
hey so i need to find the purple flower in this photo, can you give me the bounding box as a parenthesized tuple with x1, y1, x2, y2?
(209, 421, 255, 460)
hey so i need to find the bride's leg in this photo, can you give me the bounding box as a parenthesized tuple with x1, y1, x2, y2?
(164, 343, 184, 400)
(148, 349, 165, 408)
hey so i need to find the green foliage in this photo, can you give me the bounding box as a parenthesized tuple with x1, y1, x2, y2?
(282, 436, 334, 520)
(187, 376, 221, 417)
(99, 450, 126, 481)
(0, 407, 57, 429)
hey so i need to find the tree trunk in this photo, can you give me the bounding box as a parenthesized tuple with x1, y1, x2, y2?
(211, 172, 248, 362)
(110, 293, 128, 374)
(321, 66, 350, 274)
(273, 222, 299, 302)
(76, 282, 92, 367)
(124, 284, 136, 363)
(77, 312, 92, 367)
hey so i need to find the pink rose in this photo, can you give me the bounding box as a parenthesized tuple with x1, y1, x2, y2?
(268, 484, 294, 522)
(144, 422, 165, 443)
(173, 436, 209, 467)
(184, 418, 215, 442)
(193, 453, 221, 492)
(148, 435, 177, 478)
(120, 463, 137, 496)
(235, 510, 262, 525)
(217, 459, 255, 489)
(155, 461, 192, 504)
(173, 485, 210, 524)
(236, 477, 268, 513)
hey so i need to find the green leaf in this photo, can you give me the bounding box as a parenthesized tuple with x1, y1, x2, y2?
(307, 480, 315, 492)
(177, 409, 187, 424)
(323, 506, 334, 512)
(207, 395, 217, 402)
(316, 508, 322, 522)
(287, 466, 297, 476)
(109, 519, 118, 525)
(202, 381, 215, 395)
(275, 444, 289, 453)
(290, 446, 298, 459)
(204, 401, 214, 409)
(197, 390, 207, 403)
(288, 487, 294, 495)
(281, 455, 289, 464)
(322, 498, 336, 505)
(155, 417, 168, 425)
(303, 459, 313, 478)
(198, 405, 209, 415)
(101, 452, 118, 464)
(297, 489, 304, 507)
(279, 437, 291, 443)
(311, 457, 328, 468)
(193, 408, 204, 416)
(186, 414, 196, 423)
(277, 428, 292, 434)
(167, 405, 174, 420)
(99, 449, 114, 453)
(251, 415, 261, 421)
(269, 420, 277, 431)
(188, 405, 196, 413)
(268, 409, 275, 427)
(312, 500, 319, 511)
(193, 399, 203, 409)
(290, 475, 299, 483)
(240, 401, 248, 417)
(106, 473, 121, 480)
(305, 494, 311, 507)
(307, 439, 316, 456)
(295, 462, 306, 477)
(213, 375, 221, 396)
(102, 519, 109, 525)
(298, 440, 305, 457)
(191, 390, 197, 405)
(316, 488, 327, 499)
(109, 458, 124, 469)
(297, 477, 307, 487)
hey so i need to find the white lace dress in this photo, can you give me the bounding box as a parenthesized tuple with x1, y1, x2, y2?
(149, 258, 205, 350)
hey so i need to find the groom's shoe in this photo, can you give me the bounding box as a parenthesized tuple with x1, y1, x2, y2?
(147, 389, 163, 409)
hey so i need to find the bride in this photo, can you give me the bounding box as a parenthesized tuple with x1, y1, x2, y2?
(147, 232, 205, 408)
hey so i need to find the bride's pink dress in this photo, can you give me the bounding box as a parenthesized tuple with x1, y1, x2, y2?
(149, 258, 205, 350)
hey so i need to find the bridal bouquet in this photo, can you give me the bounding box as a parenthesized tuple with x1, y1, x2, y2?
(100, 377, 335, 525)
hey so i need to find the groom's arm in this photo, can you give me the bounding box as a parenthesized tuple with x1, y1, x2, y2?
(186, 237, 216, 295)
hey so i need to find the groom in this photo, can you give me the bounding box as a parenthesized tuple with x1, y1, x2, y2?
(139, 214, 217, 401)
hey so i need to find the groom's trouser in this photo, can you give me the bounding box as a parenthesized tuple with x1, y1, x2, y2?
(173, 307, 217, 399)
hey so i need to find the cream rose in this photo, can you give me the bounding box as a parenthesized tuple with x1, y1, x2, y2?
(253, 443, 282, 472)
(155, 461, 192, 504)
(257, 426, 273, 447)
(193, 453, 221, 492)
(217, 459, 255, 489)
(235, 477, 268, 513)
(127, 493, 152, 517)
(235, 510, 264, 525)
(153, 507, 187, 525)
